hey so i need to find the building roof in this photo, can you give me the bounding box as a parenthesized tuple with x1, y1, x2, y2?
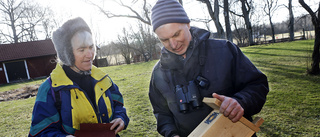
(0, 39, 56, 62)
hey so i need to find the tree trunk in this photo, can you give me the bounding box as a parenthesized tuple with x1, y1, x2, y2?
(269, 16, 276, 43)
(10, 20, 18, 43)
(224, 0, 233, 41)
(202, 0, 225, 38)
(288, 0, 294, 41)
(213, 0, 225, 38)
(310, 30, 320, 74)
(299, 0, 320, 75)
(8, 9, 18, 43)
(143, 52, 150, 62)
(125, 55, 131, 65)
(240, 0, 254, 45)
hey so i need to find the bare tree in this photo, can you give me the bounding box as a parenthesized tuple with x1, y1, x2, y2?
(87, 0, 151, 25)
(263, 0, 278, 43)
(197, 0, 225, 38)
(0, 0, 49, 43)
(41, 8, 58, 40)
(239, 0, 254, 45)
(296, 14, 313, 33)
(87, 0, 162, 64)
(232, 14, 248, 47)
(100, 42, 121, 65)
(0, 0, 24, 43)
(191, 15, 212, 32)
(117, 28, 132, 64)
(224, 0, 233, 41)
(299, 0, 320, 75)
(42, 18, 53, 39)
(20, 1, 47, 42)
(288, 0, 294, 41)
(130, 22, 158, 62)
(229, 0, 254, 45)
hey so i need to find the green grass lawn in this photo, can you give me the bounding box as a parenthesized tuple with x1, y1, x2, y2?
(0, 40, 319, 136)
(0, 79, 45, 93)
(241, 40, 320, 136)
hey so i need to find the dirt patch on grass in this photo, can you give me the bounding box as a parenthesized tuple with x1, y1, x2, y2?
(0, 84, 40, 102)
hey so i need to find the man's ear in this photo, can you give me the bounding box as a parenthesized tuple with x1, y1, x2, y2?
(187, 23, 190, 29)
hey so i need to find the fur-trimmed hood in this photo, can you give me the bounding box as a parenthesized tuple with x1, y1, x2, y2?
(52, 17, 92, 66)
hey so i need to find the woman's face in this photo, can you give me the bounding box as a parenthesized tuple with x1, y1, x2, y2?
(71, 31, 95, 71)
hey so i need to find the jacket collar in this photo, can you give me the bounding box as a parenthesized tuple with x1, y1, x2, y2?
(50, 64, 107, 88)
(189, 27, 211, 46)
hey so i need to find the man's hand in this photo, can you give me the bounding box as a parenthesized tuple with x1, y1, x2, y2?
(212, 93, 244, 123)
(110, 118, 125, 134)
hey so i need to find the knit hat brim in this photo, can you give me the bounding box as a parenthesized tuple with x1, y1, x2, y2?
(151, 0, 190, 32)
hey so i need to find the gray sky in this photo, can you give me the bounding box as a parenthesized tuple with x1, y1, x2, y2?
(36, 0, 319, 44)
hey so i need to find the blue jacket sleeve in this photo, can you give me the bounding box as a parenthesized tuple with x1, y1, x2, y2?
(28, 80, 68, 137)
(109, 82, 130, 129)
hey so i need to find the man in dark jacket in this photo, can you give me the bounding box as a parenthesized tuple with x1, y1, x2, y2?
(148, 0, 269, 137)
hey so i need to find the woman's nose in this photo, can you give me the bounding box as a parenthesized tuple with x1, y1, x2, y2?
(85, 49, 94, 58)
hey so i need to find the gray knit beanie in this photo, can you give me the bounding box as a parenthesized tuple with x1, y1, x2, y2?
(151, 0, 190, 32)
(52, 17, 92, 66)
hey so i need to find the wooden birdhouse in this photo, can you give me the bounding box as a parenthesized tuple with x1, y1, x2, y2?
(188, 97, 264, 137)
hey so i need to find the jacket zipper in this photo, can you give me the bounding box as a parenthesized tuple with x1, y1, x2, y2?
(78, 88, 101, 123)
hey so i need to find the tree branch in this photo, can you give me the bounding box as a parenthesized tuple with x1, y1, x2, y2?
(299, 0, 319, 24)
(191, 18, 212, 23)
(87, 0, 151, 25)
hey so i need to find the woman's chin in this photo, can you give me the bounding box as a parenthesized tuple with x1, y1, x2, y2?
(78, 65, 92, 71)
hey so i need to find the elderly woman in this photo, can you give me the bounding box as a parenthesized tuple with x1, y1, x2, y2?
(28, 17, 129, 137)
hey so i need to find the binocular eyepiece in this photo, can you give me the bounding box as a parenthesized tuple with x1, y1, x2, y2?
(195, 75, 210, 89)
(175, 85, 189, 113)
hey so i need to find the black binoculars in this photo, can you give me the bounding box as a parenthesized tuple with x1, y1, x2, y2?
(175, 76, 210, 113)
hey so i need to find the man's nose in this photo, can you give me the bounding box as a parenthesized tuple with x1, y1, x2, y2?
(169, 38, 178, 49)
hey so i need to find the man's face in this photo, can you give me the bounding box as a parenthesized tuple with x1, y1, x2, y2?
(155, 23, 191, 58)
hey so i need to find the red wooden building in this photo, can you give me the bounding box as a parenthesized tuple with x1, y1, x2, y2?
(0, 39, 57, 85)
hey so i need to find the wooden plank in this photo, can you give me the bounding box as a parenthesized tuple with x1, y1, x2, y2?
(188, 110, 222, 137)
(253, 117, 264, 127)
(188, 109, 255, 137)
(202, 97, 221, 110)
(201, 113, 255, 137)
(202, 97, 262, 132)
(239, 117, 260, 132)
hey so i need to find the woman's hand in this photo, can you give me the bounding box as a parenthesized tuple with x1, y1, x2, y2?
(212, 93, 244, 123)
(110, 118, 125, 134)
